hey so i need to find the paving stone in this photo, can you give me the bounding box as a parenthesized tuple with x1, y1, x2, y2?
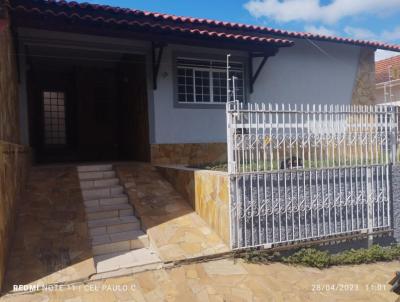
(202, 260, 248, 276)
(94, 248, 161, 273)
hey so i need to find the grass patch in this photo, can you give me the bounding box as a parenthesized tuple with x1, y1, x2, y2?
(236, 245, 400, 269)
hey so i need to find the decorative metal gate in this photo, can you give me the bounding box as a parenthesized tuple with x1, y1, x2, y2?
(226, 102, 398, 249)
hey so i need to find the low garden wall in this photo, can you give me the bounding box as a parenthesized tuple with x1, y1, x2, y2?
(157, 165, 230, 246)
(157, 163, 400, 252)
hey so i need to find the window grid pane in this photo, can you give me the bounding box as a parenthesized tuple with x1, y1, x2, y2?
(43, 91, 66, 145)
(194, 70, 211, 103)
(177, 67, 194, 103)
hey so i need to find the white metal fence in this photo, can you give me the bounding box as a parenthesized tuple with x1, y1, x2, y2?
(226, 102, 398, 249)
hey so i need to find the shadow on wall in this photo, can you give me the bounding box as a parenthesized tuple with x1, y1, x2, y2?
(0, 143, 30, 293)
(157, 165, 231, 246)
(1, 165, 96, 294)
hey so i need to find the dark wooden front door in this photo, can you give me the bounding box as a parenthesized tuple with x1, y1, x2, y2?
(117, 54, 150, 162)
(76, 67, 119, 161)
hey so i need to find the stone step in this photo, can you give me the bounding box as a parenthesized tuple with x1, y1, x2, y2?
(82, 185, 124, 201)
(89, 220, 141, 238)
(88, 215, 139, 228)
(84, 195, 128, 208)
(92, 230, 149, 256)
(77, 164, 113, 172)
(94, 248, 161, 273)
(86, 203, 133, 220)
(80, 178, 119, 189)
(78, 170, 116, 180)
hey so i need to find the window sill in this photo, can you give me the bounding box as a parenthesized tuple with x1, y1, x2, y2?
(174, 102, 227, 109)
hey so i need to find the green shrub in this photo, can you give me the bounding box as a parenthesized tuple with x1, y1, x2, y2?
(282, 248, 332, 268)
(331, 245, 400, 265)
(237, 249, 279, 264)
(238, 244, 400, 269)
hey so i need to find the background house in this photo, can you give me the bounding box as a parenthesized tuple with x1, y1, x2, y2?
(376, 55, 400, 105)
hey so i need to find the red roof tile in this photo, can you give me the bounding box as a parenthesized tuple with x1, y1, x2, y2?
(8, 0, 400, 52)
(376, 55, 400, 83)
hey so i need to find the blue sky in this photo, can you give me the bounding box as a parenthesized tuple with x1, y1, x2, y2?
(78, 0, 400, 60)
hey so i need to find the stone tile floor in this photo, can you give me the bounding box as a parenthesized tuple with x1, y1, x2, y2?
(3, 165, 96, 293)
(115, 163, 229, 261)
(1, 259, 399, 301)
(2, 162, 229, 295)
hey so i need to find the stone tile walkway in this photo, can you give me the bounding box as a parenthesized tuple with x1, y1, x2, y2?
(2, 165, 96, 293)
(2, 161, 228, 295)
(115, 163, 229, 261)
(1, 259, 399, 301)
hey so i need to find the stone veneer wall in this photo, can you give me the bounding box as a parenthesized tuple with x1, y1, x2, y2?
(0, 20, 20, 143)
(0, 18, 30, 291)
(351, 48, 376, 106)
(0, 143, 30, 291)
(151, 143, 227, 166)
(158, 166, 230, 245)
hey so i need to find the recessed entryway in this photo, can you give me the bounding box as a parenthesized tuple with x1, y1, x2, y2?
(26, 46, 150, 163)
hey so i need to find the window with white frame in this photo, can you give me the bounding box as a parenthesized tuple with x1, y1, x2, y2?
(176, 57, 244, 104)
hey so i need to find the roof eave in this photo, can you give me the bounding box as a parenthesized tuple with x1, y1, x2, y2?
(9, 10, 294, 53)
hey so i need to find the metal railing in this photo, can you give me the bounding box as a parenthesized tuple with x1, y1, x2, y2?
(226, 102, 398, 249)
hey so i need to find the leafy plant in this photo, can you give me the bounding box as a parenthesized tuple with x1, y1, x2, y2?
(282, 248, 332, 268)
(237, 245, 400, 269)
(236, 249, 280, 264)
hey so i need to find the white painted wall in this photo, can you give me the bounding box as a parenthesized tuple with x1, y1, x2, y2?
(152, 39, 361, 144)
(249, 38, 360, 105)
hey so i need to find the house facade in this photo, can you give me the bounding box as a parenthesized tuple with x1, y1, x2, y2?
(2, 0, 400, 292)
(2, 0, 400, 167)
